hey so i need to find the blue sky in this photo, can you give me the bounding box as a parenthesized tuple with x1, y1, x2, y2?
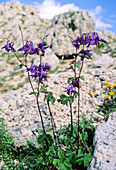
(1, 0, 116, 33)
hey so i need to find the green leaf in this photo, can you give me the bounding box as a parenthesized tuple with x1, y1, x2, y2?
(39, 84, 48, 94)
(74, 93, 78, 98)
(65, 150, 73, 156)
(37, 135, 46, 144)
(29, 92, 38, 95)
(75, 61, 81, 68)
(67, 77, 75, 84)
(46, 134, 54, 145)
(13, 64, 23, 71)
(68, 96, 74, 102)
(73, 131, 77, 138)
(76, 158, 84, 165)
(62, 99, 69, 105)
(59, 163, 67, 170)
(37, 157, 43, 163)
(80, 76, 84, 80)
(53, 159, 60, 165)
(58, 149, 65, 159)
(46, 92, 56, 103)
(64, 161, 72, 168)
(78, 149, 83, 157)
(84, 154, 92, 167)
(58, 94, 69, 105)
(68, 19, 77, 32)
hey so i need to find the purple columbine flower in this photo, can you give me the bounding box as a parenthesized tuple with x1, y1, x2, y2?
(18, 41, 34, 55)
(79, 49, 92, 61)
(30, 42, 49, 56)
(54, 154, 59, 158)
(72, 80, 81, 89)
(72, 36, 81, 49)
(66, 84, 77, 95)
(90, 32, 107, 46)
(28, 63, 51, 82)
(1, 40, 16, 52)
(44, 63, 52, 72)
(81, 33, 90, 45)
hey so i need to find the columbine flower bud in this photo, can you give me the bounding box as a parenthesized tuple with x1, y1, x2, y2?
(1, 40, 16, 52)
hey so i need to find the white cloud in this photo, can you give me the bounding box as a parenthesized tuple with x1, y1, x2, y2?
(33, 0, 79, 19)
(90, 6, 113, 30)
(6, 0, 18, 2)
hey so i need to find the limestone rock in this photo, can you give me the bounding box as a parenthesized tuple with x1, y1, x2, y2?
(46, 10, 95, 56)
(0, 1, 51, 48)
(91, 54, 116, 68)
(88, 112, 116, 170)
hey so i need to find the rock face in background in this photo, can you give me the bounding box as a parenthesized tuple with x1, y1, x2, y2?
(88, 112, 116, 170)
(97, 30, 116, 41)
(91, 54, 115, 68)
(0, 1, 116, 57)
(46, 10, 95, 56)
(0, 1, 51, 48)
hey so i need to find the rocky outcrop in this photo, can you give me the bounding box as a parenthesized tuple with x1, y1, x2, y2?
(97, 30, 116, 40)
(88, 112, 116, 170)
(0, 1, 51, 48)
(91, 54, 115, 68)
(0, 1, 116, 57)
(46, 10, 95, 56)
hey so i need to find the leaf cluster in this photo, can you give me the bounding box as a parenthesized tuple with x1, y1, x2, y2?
(58, 94, 74, 105)
(0, 115, 95, 170)
(97, 86, 116, 121)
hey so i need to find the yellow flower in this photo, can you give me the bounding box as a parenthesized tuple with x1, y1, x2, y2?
(88, 91, 92, 95)
(105, 82, 109, 86)
(92, 93, 97, 97)
(111, 84, 116, 88)
(2, 91, 5, 94)
(106, 84, 111, 88)
(104, 95, 109, 99)
(109, 92, 115, 97)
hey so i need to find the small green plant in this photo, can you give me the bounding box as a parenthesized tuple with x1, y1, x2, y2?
(1, 24, 107, 169)
(0, 118, 15, 169)
(97, 82, 116, 121)
(0, 52, 6, 58)
(1, 89, 7, 94)
(49, 66, 59, 74)
(68, 19, 77, 32)
(0, 115, 95, 169)
(88, 81, 116, 121)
